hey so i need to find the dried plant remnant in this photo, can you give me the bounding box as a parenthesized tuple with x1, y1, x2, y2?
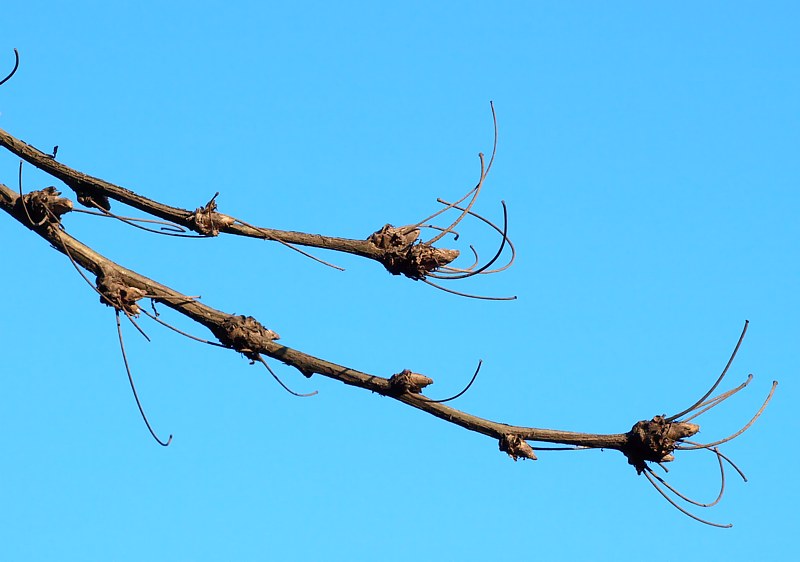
(499, 434, 537, 461)
(73, 181, 112, 211)
(369, 224, 459, 280)
(214, 314, 280, 356)
(424, 360, 482, 404)
(0, 48, 19, 87)
(188, 192, 235, 236)
(96, 269, 148, 315)
(623, 416, 699, 473)
(19, 187, 73, 226)
(622, 321, 778, 527)
(114, 311, 173, 447)
(388, 369, 435, 394)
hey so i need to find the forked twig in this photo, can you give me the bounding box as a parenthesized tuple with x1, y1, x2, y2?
(643, 469, 732, 528)
(676, 381, 777, 450)
(679, 374, 754, 423)
(667, 320, 749, 422)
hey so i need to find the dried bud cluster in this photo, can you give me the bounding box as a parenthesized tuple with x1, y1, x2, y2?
(389, 369, 434, 394)
(96, 270, 147, 315)
(187, 194, 235, 236)
(368, 224, 459, 279)
(499, 434, 537, 461)
(20, 186, 73, 225)
(214, 314, 280, 357)
(624, 415, 700, 474)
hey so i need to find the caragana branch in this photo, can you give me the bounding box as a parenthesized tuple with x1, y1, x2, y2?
(0, 180, 649, 455)
(0, 126, 469, 279)
(0, 142, 776, 527)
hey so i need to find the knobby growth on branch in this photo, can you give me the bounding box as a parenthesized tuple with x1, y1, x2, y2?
(0, 49, 777, 527)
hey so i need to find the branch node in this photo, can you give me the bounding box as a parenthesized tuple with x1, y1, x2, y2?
(368, 224, 459, 279)
(69, 179, 111, 211)
(213, 314, 280, 355)
(624, 415, 699, 474)
(187, 192, 235, 236)
(499, 434, 537, 461)
(96, 269, 147, 315)
(388, 369, 434, 394)
(18, 186, 73, 226)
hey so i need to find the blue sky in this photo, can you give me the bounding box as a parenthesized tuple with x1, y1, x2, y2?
(1, 2, 797, 560)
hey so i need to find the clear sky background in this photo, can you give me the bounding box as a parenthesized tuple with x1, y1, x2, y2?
(1, 2, 797, 560)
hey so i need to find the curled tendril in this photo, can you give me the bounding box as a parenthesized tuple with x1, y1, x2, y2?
(73, 202, 205, 237)
(675, 381, 777, 450)
(1, 48, 19, 87)
(643, 468, 732, 528)
(635, 321, 777, 527)
(141, 306, 227, 348)
(427, 200, 513, 280)
(403, 101, 498, 246)
(234, 217, 345, 271)
(115, 311, 173, 447)
(392, 103, 515, 300)
(254, 355, 318, 398)
(667, 320, 749, 422)
(423, 360, 482, 404)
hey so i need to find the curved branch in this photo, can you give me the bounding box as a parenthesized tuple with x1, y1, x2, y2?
(0, 180, 627, 451)
(0, 126, 456, 269)
(0, 181, 777, 526)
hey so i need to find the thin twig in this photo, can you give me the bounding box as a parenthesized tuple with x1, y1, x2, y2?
(667, 320, 749, 422)
(429, 201, 510, 280)
(423, 360, 482, 404)
(72, 207, 199, 236)
(141, 307, 226, 347)
(0, 48, 19, 87)
(643, 469, 732, 528)
(645, 449, 727, 508)
(421, 278, 516, 301)
(115, 311, 173, 447)
(679, 374, 754, 423)
(254, 355, 318, 397)
(235, 218, 345, 271)
(677, 381, 777, 450)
